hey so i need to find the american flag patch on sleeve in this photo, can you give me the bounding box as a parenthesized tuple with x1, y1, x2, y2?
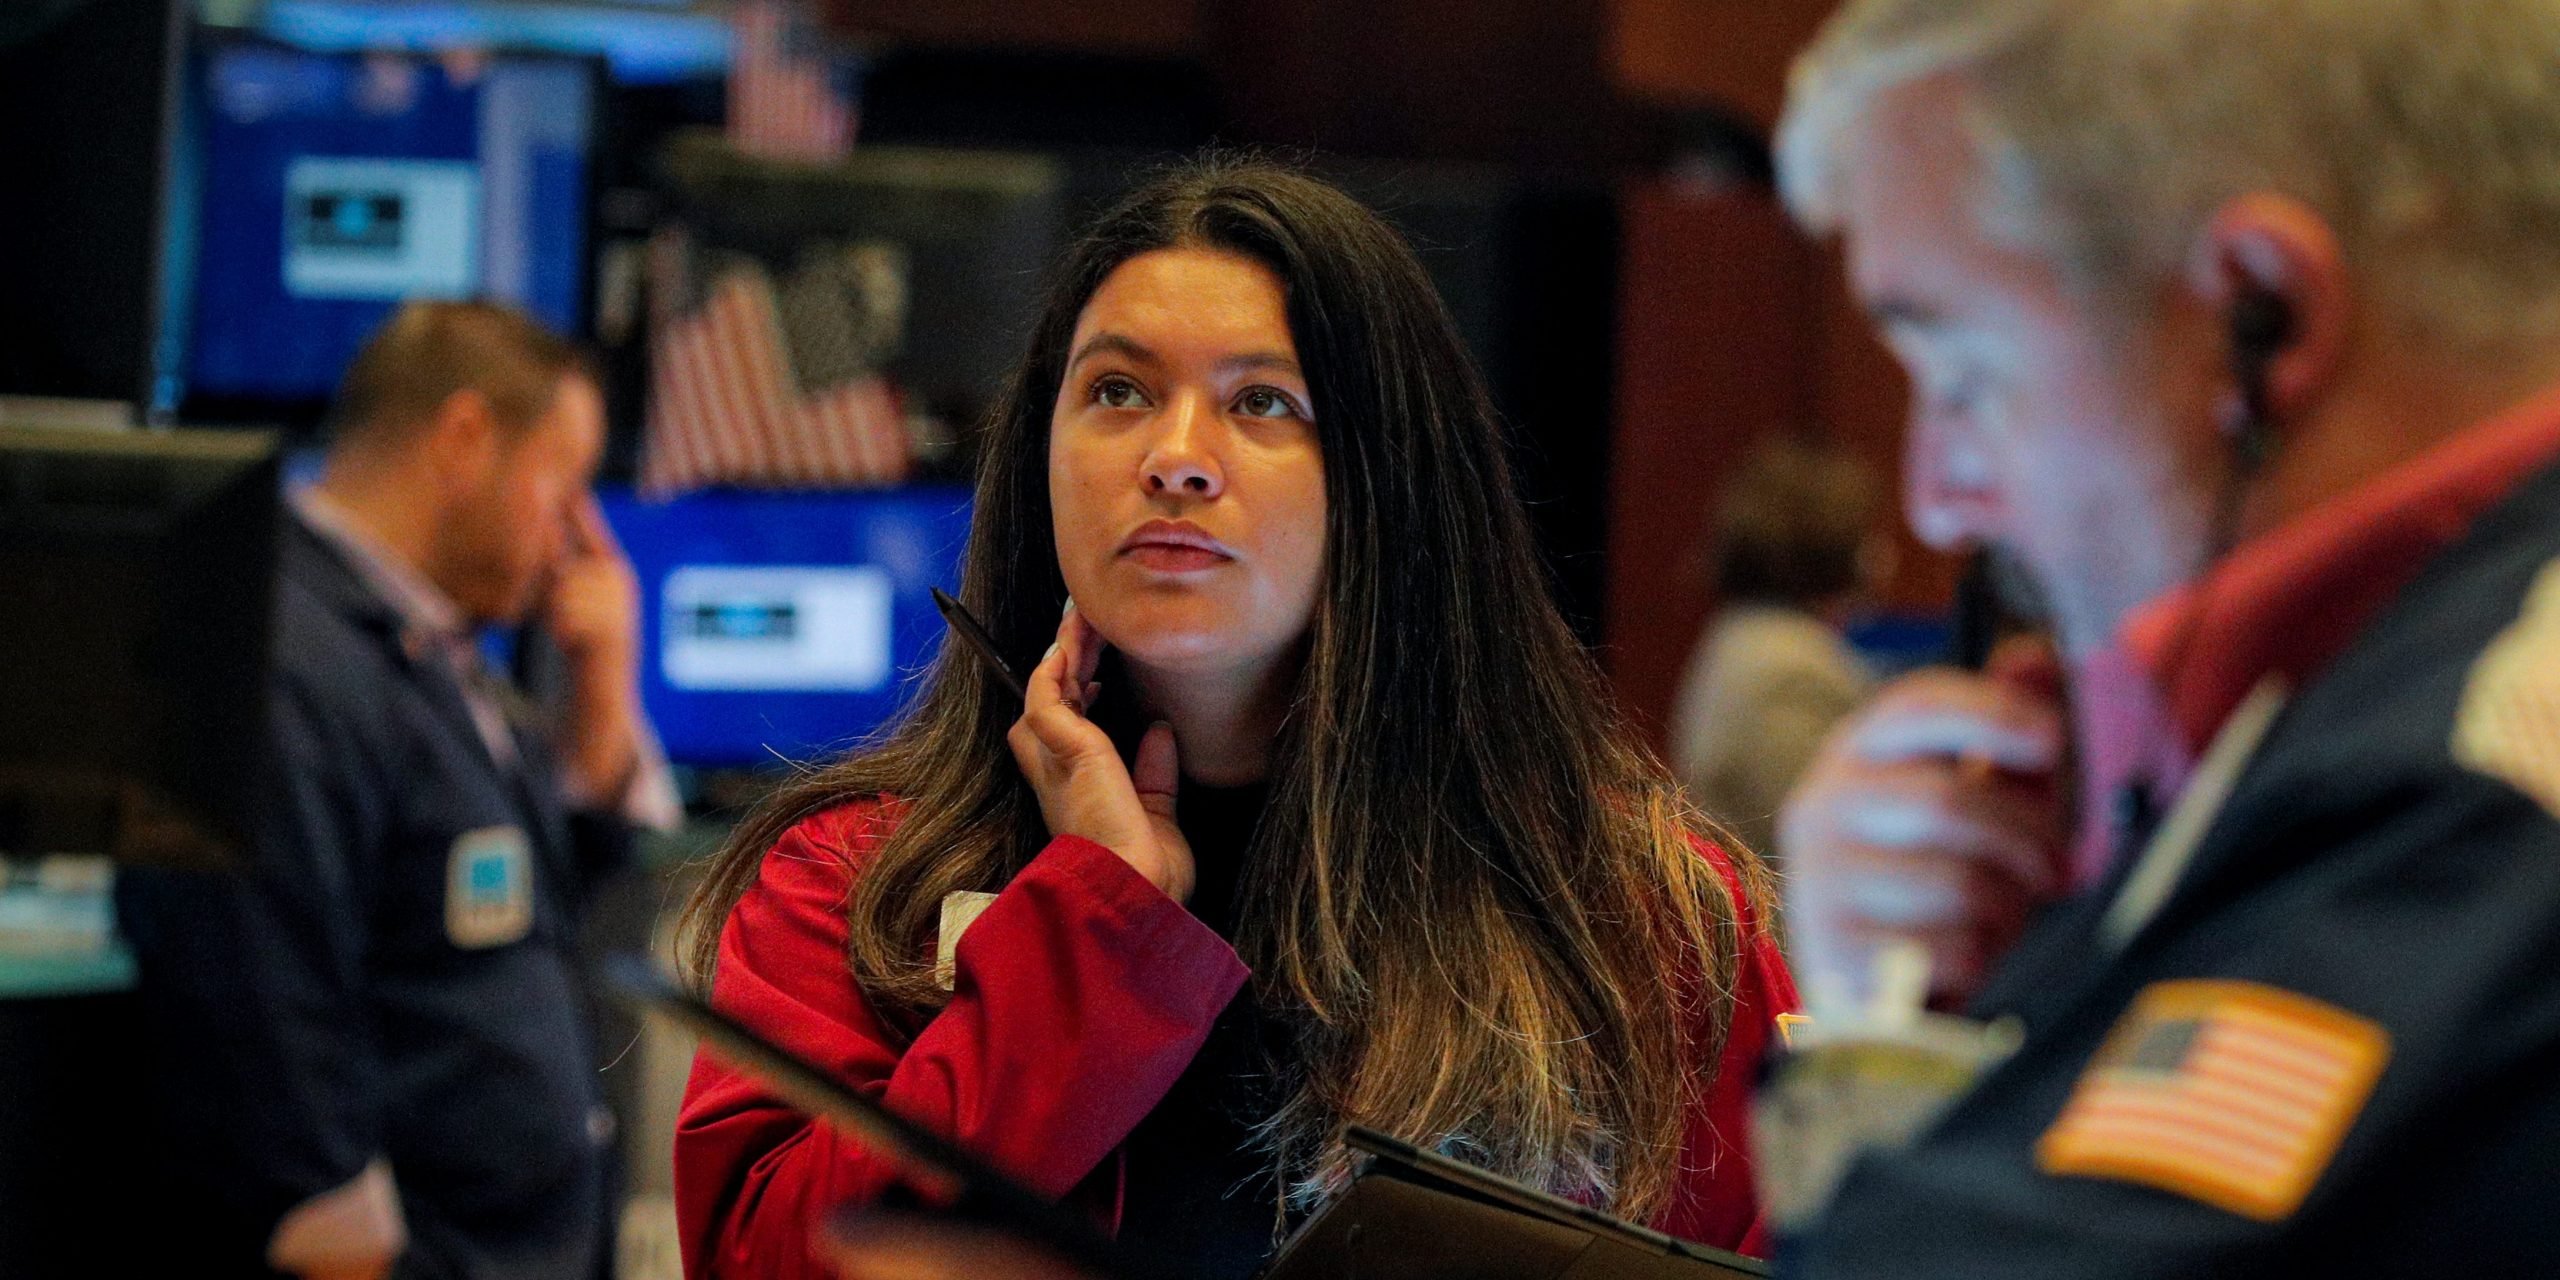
(2036, 979, 2390, 1222)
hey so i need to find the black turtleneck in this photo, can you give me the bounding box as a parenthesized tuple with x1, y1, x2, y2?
(1110, 778, 1298, 1279)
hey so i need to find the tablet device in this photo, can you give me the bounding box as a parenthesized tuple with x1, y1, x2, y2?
(601, 954, 1159, 1280)
(610, 955, 1769, 1280)
(1257, 1127, 1771, 1280)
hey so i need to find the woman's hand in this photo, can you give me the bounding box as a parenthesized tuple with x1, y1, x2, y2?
(1007, 603, 1194, 902)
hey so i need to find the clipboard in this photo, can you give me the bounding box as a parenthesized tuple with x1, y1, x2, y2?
(1257, 1128, 1771, 1280)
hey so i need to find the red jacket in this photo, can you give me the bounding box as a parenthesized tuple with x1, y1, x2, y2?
(675, 800, 1799, 1278)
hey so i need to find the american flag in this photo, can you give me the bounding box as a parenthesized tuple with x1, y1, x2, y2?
(2037, 979, 2390, 1222)
(727, 0, 854, 164)
(640, 258, 910, 496)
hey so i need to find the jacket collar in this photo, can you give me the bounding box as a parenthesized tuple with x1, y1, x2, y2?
(2066, 381, 2560, 883)
(1981, 449, 2560, 1027)
(281, 506, 406, 641)
(289, 486, 471, 644)
(2125, 381, 2560, 758)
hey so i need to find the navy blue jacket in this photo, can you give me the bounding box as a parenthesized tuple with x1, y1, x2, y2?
(119, 514, 631, 1280)
(1794, 458, 2560, 1275)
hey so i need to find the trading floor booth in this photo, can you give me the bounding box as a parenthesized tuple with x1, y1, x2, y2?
(0, 423, 281, 1274)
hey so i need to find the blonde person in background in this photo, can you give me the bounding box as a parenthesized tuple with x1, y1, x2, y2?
(1668, 438, 1884, 860)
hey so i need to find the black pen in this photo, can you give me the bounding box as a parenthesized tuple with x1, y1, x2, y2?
(930, 587, 1027, 701)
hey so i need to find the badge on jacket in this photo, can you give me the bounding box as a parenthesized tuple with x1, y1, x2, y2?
(935, 891, 999, 991)
(446, 826, 535, 949)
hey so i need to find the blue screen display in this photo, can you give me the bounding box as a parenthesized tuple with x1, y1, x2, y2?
(598, 485, 976, 768)
(185, 41, 593, 405)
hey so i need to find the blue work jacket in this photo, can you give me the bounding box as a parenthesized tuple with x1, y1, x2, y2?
(118, 514, 633, 1280)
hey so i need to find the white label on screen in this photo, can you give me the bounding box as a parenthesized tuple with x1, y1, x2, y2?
(282, 157, 481, 300)
(660, 566, 894, 692)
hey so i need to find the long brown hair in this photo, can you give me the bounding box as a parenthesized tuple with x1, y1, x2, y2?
(680, 156, 1769, 1220)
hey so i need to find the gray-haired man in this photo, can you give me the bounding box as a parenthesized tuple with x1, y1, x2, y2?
(1773, 0, 2560, 1273)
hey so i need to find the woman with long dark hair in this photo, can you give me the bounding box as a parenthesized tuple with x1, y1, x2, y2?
(674, 158, 1797, 1279)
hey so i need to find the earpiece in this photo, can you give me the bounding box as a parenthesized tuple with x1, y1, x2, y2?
(2226, 286, 2296, 473)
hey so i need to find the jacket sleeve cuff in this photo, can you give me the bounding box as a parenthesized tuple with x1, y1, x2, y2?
(957, 835, 1251, 1009)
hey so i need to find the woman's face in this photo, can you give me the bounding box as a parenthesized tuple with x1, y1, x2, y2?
(1049, 247, 1328, 677)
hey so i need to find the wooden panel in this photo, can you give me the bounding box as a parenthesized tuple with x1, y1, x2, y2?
(1210, 0, 1648, 169)
(825, 0, 1650, 170)
(1605, 180, 1951, 747)
(1808, 247, 1959, 613)
(1605, 180, 1817, 746)
(1607, 0, 1840, 128)
(818, 0, 1205, 55)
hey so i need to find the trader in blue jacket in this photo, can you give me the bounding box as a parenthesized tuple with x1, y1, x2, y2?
(120, 302, 677, 1280)
(1768, 0, 2560, 1273)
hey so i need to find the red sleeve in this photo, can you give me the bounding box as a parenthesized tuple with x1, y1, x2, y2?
(1654, 837, 1801, 1258)
(673, 802, 1252, 1280)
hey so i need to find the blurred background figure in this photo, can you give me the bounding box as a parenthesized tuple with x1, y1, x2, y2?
(1669, 437, 1883, 859)
(117, 302, 676, 1280)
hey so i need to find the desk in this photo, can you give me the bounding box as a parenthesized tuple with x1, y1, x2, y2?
(0, 944, 137, 1000)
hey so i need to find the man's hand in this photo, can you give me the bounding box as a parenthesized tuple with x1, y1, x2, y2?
(267, 1159, 406, 1280)
(1777, 642, 2071, 1008)
(544, 493, 641, 677)
(544, 493, 645, 802)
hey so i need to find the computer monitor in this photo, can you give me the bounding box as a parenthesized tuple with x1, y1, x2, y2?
(0, 424, 279, 867)
(598, 484, 974, 768)
(177, 36, 601, 421)
(655, 136, 1067, 434)
(0, 0, 186, 411)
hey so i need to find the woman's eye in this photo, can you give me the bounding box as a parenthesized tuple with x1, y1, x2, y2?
(1092, 376, 1150, 409)
(1235, 386, 1302, 419)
